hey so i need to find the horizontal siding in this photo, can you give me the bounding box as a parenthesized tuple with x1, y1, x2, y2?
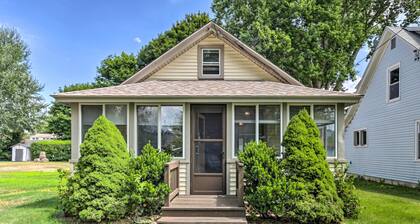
(178, 162, 188, 195)
(345, 35, 420, 184)
(148, 35, 278, 81)
(227, 162, 236, 196)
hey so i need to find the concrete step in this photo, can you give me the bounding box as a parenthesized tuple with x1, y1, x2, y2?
(162, 206, 246, 217)
(156, 216, 248, 224)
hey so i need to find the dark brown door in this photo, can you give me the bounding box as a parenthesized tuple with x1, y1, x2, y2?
(191, 105, 226, 195)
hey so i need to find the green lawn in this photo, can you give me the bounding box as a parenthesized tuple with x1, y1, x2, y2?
(1, 166, 420, 224)
(346, 179, 420, 224)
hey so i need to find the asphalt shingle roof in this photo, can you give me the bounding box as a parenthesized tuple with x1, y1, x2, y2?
(53, 80, 360, 99)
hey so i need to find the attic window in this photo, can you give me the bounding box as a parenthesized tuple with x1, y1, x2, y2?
(198, 45, 224, 79)
(391, 37, 396, 49)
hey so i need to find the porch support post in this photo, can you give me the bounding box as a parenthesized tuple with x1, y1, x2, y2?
(70, 103, 80, 172)
(337, 103, 346, 161)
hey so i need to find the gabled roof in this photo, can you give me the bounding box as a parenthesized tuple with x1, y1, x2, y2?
(53, 80, 360, 102)
(121, 22, 303, 86)
(345, 26, 420, 125)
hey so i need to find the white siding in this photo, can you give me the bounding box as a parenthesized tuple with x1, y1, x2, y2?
(345, 35, 420, 184)
(147, 35, 278, 81)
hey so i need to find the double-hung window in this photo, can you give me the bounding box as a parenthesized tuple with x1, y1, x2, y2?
(137, 105, 184, 157)
(416, 121, 420, 160)
(199, 46, 223, 79)
(234, 105, 281, 156)
(81, 104, 128, 142)
(388, 65, 400, 101)
(289, 105, 337, 158)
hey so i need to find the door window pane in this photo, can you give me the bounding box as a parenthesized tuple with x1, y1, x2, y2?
(81, 105, 103, 141)
(194, 142, 223, 173)
(289, 105, 311, 119)
(161, 106, 183, 157)
(196, 112, 223, 139)
(235, 106, 256, 156)
(259, 105, 281, 156)
(314, 105, 336, 157)
(137, 106, 158, 154)
(105, 105, 127, 142)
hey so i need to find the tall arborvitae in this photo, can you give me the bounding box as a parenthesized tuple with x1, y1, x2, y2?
(281, 110, 344, 223)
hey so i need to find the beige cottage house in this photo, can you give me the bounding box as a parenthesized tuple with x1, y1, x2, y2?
(53, 22, 360, 222)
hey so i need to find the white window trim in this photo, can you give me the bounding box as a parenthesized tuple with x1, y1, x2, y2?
(202, 48, 221, 76)
(386, 62, 401, 103)
(415, 120, 420, 161)
(134, 103, 186, 159)
(353, 128, 368, 148)
(79, 103, 130, 150)
(232, 103, 283, 159)
(287, 103, 338, 159)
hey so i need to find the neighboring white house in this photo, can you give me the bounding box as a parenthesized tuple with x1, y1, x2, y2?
(29, 133, 57, 141)
(345, 27, 420, 186)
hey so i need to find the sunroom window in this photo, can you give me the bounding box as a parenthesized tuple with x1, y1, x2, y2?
(81, 105, 103, 141)
(289, 105, 336, 158)
(136, 105, 184, 157)
(234, 105, 281, 156)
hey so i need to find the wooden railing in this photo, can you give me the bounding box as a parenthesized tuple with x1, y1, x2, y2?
(164, 160, 180, 207)
(236, 161, 244, 206)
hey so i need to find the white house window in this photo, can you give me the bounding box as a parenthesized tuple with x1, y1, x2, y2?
(353, 129, 367, 147)
(289, 105, 337, 158)
(105, 105, 128, 141)
(416, 121, 420, 160)
(136, 105, 184, 157)
(391, 37, 396, 49)
(81, 105, 103, 141)
(388, 67, 400, 101)
(234, 105, 281, 156)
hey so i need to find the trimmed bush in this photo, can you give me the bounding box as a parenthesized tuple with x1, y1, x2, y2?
(334, 162, 360, 218)
(127, 143, 171, 218)
(31, 140, 70, 161)
(58, 115, 130, 222)
(281, 110, 344, 223)
(238, 141, 285, 218)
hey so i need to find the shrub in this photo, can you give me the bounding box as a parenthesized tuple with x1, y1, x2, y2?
(127, 143, 171, 218)
(31, 140, 71, 161)
(238, 141, 286, 218)
(281, 110, 344, 223)
(334, 162, 360, 218)
(58, 115, 130, 222)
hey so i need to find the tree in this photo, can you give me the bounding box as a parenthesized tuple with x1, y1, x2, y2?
(0, 27, 44, 159)
(58, 116, 130, 222)
(95, 12, 211, 87)
(212, 0, 419, 90)
(281, 110, 343, 223)
(46, 83, 96, 139)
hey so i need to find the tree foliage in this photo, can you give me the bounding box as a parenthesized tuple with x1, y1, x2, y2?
(281, 110, 343, 223)
(0, 27, 44, 159)
(46, 83, 96, 139)
(212, 0, 419, 90)
(59, 116, 130, 222)
(95, 12, 211, 87)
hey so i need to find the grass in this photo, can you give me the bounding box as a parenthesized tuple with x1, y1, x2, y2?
(1, 162, 420, 223)
(345, 179, 420, 224)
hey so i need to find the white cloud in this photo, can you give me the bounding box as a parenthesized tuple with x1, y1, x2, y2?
(343, 75, 362, 93)
(133, 37, 142, 44)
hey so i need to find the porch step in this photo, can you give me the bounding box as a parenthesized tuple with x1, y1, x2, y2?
(157, 195, 246, 223)
(157, 216, 247, 224)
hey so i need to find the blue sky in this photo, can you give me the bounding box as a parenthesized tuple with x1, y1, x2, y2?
(0, 0, 367, 103)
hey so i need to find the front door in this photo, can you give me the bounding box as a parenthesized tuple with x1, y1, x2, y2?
(191, 105, 226, 195)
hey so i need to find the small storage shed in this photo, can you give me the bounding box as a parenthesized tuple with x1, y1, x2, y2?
(11, 143, 31, 162)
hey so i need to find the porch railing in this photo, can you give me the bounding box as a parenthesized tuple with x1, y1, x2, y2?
(164, 160, 180, 207)
(236, 161, 244, 206)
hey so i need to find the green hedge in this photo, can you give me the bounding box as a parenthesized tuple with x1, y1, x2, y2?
(31, 140, 71, 161)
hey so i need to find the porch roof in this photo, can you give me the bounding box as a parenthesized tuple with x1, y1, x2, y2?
(52, 80, 361, 102)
